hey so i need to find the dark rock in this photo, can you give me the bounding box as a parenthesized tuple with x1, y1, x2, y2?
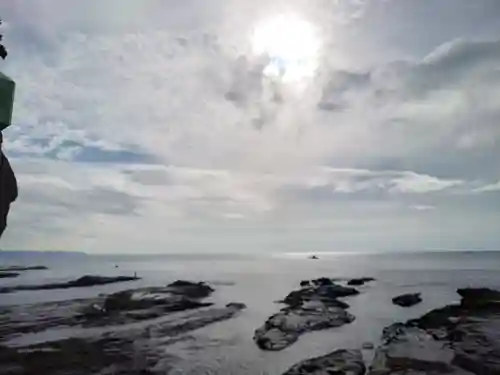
(282, 283, 357, 307)
(392, 293, 422, 307)
(226, 302, 246, 309)
(0, 272, 19, 278)
(300, 280, 310, 287)
(369, 287, 500, 375)
(0, 265, 47, 272)
(282, 349, 365, 375)
(312, 277, 333, 286)
(260, 277, 359, 350)
(71, 275, 139, 288)
(103, 286, 212, 314)
(254, 302, 355, 351)
(309, 255, 319, 260)
(167, 280, 214, 298)
(0, 279, 246, 375)
(0, 275, 140, 294)
(0, 300, 246, 375)
(457, 287, 500, 308)
(347, 277, 375, 286)
(319, 284, 359, 298)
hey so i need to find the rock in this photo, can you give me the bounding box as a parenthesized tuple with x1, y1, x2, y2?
(80, 304, 106, 319)
(362, 342, 374, 350)
(0, 272, 19, 278)
(457, 287, 500, 308)
(300, 280, 310, 287)
(167, 280, 214, 298)
(254, 304, 355, 351)
(369, 287, 500, 375)
(392, 293, 422, 307)
(282, 349, 365, 375)
(283, 283, 358, 306)
(319, 284, 359, 298)
(309, 255, 319, 260)
(0, 301, 246, 375)
(256, 278, 359, 350)
(104, 287, 212, 314)
(312, 277, 333, 286)
(0, 265, 48, 272)
(71, 275, 139, 288)
(226, 302, 246, 309)
(0, 275, 140, 294)
(347, 277, 375, 286)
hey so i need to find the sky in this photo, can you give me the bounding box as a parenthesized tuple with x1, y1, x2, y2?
(0, 0, 500, 253)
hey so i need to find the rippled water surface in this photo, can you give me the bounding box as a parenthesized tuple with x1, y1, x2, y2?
(2, 251, 500, 374)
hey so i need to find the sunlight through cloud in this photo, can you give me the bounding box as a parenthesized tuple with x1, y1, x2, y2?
(251, 14, 321, 83)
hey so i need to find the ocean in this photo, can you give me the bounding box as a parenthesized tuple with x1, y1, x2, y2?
(1, 251, 500, 374)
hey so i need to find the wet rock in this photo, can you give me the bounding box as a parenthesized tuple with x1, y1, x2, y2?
(254, 304, 355, 351)
(0, 302, 246, 375)
(312, 277, 333, 286)
(0, 275, 140, 294)
(0, 281, 219, 342)
(282, 349, 365, 375)
(457, 287, 500, 308)
(255, 279, 359, 350)
(369, 287, 500, 375)
(347, 277, 375, 286)
(226, 302, 246, 309)
(300, 280, 310, 287)
(282, 284, 358, 306)
(0, 272, 19, 278)
(392, 292, 422, 307)
(103, 286, 212, 314)
(166, 280, 214, 298)
(0, 279, 246, 375)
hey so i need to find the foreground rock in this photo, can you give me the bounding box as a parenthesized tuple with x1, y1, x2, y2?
(255, 278, 358, 351)
(0, 265, 47, 272)
(0, 275, 140, 293)
(0, 280, 246, 374)
(369, 287, 500, 375)
(282, 349, 365, 375)
(255, 304, 355, 351)
(102, 280, 214, 316)
(0, 280, 218, 341)
(0, 303, 246, 375)
(0, 272, 19, 278)
(392, 292, 422, 307)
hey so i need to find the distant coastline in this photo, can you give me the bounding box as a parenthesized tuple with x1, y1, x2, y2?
(0, 250, 87, 259)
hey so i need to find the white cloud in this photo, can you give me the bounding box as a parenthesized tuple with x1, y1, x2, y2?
(1, 1, 500, 252)
(473, 181, 500, 193)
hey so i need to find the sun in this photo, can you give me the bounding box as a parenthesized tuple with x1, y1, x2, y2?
(251, 14, 320, 83)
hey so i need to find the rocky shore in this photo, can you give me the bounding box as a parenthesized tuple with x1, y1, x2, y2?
(0, 275, 141, 294)
(277, 286, 500, 375)
(1, 269, 499, 375)
(254, 277, 360, 350)
(0, 279, 246, 374)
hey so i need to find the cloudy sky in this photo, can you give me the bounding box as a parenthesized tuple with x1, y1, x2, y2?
(1, 0, 500, 253)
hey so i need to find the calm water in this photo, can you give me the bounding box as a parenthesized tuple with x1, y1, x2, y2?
(1, 251, 500, 374)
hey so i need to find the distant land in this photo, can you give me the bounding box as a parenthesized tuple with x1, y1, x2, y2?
(0, 250, 87, 260)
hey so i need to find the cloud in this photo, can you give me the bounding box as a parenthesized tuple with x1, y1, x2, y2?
(473, 181, 500, 193)
(1, 1, 500, 252)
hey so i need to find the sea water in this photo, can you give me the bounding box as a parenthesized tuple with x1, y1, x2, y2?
(1, 251, 500, 374)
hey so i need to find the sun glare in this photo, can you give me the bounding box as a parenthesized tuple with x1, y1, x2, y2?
(251, 14, 320, 83)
